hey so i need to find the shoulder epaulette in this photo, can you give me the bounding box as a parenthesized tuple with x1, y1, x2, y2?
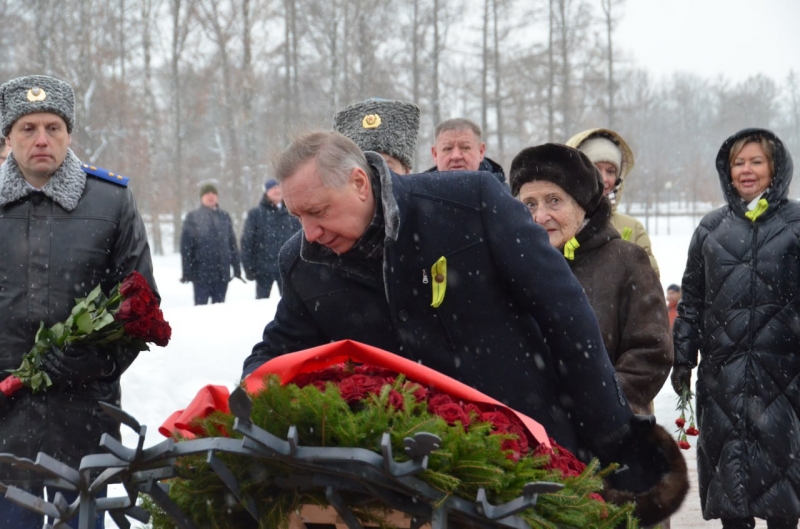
(81, 163, 129, 187)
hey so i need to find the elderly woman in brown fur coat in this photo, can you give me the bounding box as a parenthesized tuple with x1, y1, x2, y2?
(510, 143, 672, 415)
(509, 143, 684, 526)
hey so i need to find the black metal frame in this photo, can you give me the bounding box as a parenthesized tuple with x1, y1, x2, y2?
(0, 387, 563, 529)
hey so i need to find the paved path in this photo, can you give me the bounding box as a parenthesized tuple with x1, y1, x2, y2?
(653, 384, 767, 529)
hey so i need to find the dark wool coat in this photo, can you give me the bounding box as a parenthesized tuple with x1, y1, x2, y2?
(425, 156, 507, 185)
(568, 219, 672, 415)
(0, 150, 157, 482)
(240, 196, 300, 280)
(180, 205, 241, 283)
(244, 153, 634, 457)
(673, 128, 800, 519)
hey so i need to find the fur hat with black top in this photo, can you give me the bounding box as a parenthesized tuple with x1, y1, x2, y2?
(510, 143, 605, 216)
(333, 98, 420, 171)
(0, 75, 75, 136)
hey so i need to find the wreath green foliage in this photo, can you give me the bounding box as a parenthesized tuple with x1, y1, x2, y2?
(144, 374, 638, 529)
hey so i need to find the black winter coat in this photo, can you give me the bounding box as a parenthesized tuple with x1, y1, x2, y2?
(180, 205, 241, 283)
(425, 156, 507, 185)
(244, 153, 634, 456)
(240, 196, 300, 280)
(0, 151, 157, 482)
(673, 128, 800, 519)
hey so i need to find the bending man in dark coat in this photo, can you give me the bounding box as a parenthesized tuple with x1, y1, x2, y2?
(672, 128, 800, 528)
(180, 183, 242, 305)
(241, 179, 300, 298)
(0, 75, 157, 529)
(242, 131, 684, 525)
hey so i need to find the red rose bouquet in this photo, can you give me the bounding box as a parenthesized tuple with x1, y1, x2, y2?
(0, 271, 170, 395)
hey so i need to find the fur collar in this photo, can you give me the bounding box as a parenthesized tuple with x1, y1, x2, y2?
(299, 152, 400, 267)
(0, 149, 86, 211)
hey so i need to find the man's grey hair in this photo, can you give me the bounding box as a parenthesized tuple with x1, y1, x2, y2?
(275, 131, 371, 188)
(434, 118, 482, 142)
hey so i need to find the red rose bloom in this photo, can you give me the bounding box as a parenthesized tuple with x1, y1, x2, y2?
(387, 390, 404, 411)
(480, 411, 512, 430)
(464, 403, 481, 420)
(675, 417, 686, 428)
(686, 426, 699, 436)
(338, 374, 388, 404)
(427, 393, 453, 412)
(501, 437, 522, 462)
(116, 295, 149, 321)
(354, 365, 397, 379)
(119, 271, 150, 297)
(294, 366, 347, 387)
(508, 424, 530, 455)
(124, 317, 156, 339)
(678, 440, 691, 450)
(404, 382, 428, 402)
(338, 377, 368, 403)
(151, 319, 172, 347)
(433, 402, 470, 426)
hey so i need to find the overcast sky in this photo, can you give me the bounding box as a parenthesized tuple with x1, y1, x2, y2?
(616, 0, 800, 84)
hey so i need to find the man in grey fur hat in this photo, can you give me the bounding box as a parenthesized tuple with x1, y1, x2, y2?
(0, 75, 157, 528)
(333, 98, 420, 174)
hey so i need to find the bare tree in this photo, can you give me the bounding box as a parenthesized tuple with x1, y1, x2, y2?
(600, 0, 623, 128)
(141, 0, 164, 255)
(168, 0, 196, 251)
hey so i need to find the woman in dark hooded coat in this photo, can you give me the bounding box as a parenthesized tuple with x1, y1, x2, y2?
(671, 128, 800, 529)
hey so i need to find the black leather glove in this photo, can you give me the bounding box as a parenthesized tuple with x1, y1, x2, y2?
(601, 415, 672, 493)
(40, 344, 118, 387)
(671, 365, 693, 395)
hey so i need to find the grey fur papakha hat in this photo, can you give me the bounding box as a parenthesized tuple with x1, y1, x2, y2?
(0, 75, 75, 136)
(333, 99, 420, 171)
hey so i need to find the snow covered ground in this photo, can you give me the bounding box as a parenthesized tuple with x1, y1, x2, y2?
(110, 213, 729, 528)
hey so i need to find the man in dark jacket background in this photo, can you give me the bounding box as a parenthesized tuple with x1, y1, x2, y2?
(180, 182, 241, 305)
(242, 131, 683, 523)
(427, 117, 506, 184)
(0, 75, 157, 528)
(241, 179, 300, 298)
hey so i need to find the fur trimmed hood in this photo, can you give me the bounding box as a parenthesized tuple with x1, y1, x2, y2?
(0, 149, 86, 211)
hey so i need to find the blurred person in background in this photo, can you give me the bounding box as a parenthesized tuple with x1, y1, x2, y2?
(567, 128, 659, 277)
(672, 128, 800, 529)
(241, 179, 300, 299)
(180, 182, 241, 305)
(666, 284, 681, 331)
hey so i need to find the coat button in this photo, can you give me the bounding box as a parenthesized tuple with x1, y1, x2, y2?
(434, 274, 444, 283)
(398, 310, 410, 322)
